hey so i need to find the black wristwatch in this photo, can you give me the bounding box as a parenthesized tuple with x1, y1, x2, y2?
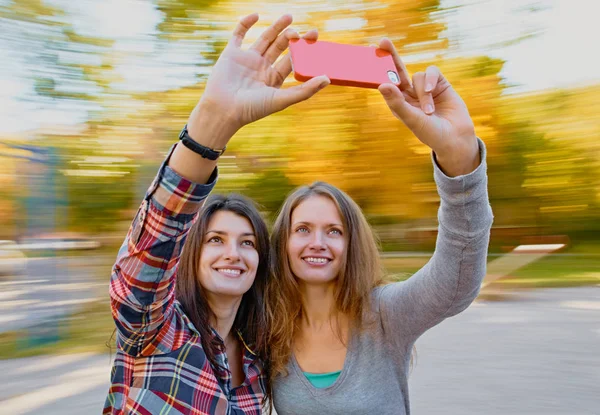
(178, 124, 226, 160)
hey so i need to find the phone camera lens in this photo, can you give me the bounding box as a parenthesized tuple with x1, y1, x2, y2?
(387, 71, 399, 83)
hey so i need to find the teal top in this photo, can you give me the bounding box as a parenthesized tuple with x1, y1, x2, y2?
(303, 370, 342, 388)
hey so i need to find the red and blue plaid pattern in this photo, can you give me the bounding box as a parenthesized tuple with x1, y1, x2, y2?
(103, 146, 266, 414)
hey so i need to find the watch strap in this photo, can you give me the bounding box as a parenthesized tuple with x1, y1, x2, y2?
(179, 124, 226, 160)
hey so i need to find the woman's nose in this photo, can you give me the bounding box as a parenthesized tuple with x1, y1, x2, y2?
(308, 231, 326, 250)
(223, 243, 241, 261)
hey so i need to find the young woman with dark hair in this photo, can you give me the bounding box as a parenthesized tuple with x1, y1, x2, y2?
(103, 13, 329, 415)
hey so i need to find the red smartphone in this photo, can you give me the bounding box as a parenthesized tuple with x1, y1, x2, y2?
(288, 38, 400, 89)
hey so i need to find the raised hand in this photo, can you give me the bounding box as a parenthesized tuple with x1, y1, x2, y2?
(377, 38, 480, 176)
(188, 14, 330, 142)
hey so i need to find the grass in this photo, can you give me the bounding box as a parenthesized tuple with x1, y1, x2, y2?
(0, 299, 115, 360)
(384, 253, 600, 288)
(496, 255, 600, 288)
(383, 256, 429, 281)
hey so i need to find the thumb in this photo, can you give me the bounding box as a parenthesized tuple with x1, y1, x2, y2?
(378, 83, 423, 130)
(272, 75, 330, 113)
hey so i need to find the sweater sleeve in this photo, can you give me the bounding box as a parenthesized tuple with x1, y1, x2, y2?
(378, 138, 494, 347)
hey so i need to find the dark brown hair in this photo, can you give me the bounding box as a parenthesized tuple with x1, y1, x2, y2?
(266, 182, 384, 377)
(176, 193, 271, 401)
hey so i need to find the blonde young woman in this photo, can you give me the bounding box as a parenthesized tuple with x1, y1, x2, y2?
(264, 19, 494, 415)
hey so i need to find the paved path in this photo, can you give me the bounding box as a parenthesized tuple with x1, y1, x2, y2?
(1, 286, 599, 414)
(410, 286, 600, 415)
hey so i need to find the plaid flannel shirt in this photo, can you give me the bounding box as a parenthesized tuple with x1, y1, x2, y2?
(103, 145, 266, 415)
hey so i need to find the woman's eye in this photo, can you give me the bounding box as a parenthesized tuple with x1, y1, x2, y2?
(208, 236, 222, 243)
(296, 227, 309, 233)
(242, 240, 255, 247)
(329, 229, 342, 236)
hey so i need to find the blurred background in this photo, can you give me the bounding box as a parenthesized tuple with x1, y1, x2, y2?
(0, 0, 598, 414)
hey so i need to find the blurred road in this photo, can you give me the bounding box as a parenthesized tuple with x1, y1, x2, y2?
(1, 286, 598, 414)
(410, 286, 600, 415)
(0, 256, 107, 333)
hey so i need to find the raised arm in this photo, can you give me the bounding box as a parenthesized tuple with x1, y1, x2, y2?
(110, 13, 329, 355)
(109, 151, 217, 355)
(379, 139, 493, 343)
(375, 40, 493, 344)
(159, 12, 333, 192)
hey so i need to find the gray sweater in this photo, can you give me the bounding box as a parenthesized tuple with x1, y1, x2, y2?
(272, 139, 494, 415)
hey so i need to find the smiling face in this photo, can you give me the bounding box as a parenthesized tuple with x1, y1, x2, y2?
(287, 195, 347, 285)
(198, 210, 259, 298)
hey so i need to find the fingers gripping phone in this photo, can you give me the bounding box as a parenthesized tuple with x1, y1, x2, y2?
(289, 39, 400, 89)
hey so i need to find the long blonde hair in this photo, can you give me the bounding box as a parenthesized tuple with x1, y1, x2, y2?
(266, 182, 384, 377)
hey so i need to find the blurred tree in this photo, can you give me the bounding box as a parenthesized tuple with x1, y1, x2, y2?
(362, 0, 448, 53)
(244, 168, 297, 222)
(0, 148, 21, 239)
(4, 0, 597, 243)
(501, 86, 600, 235)
(0, 0, 129, 234)
(156, 0, 220, 38)
(0, 0, 113, 106)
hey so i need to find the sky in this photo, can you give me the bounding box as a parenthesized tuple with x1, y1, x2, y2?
(441, 0, 597, 92)
(0, 0, 597, 135)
